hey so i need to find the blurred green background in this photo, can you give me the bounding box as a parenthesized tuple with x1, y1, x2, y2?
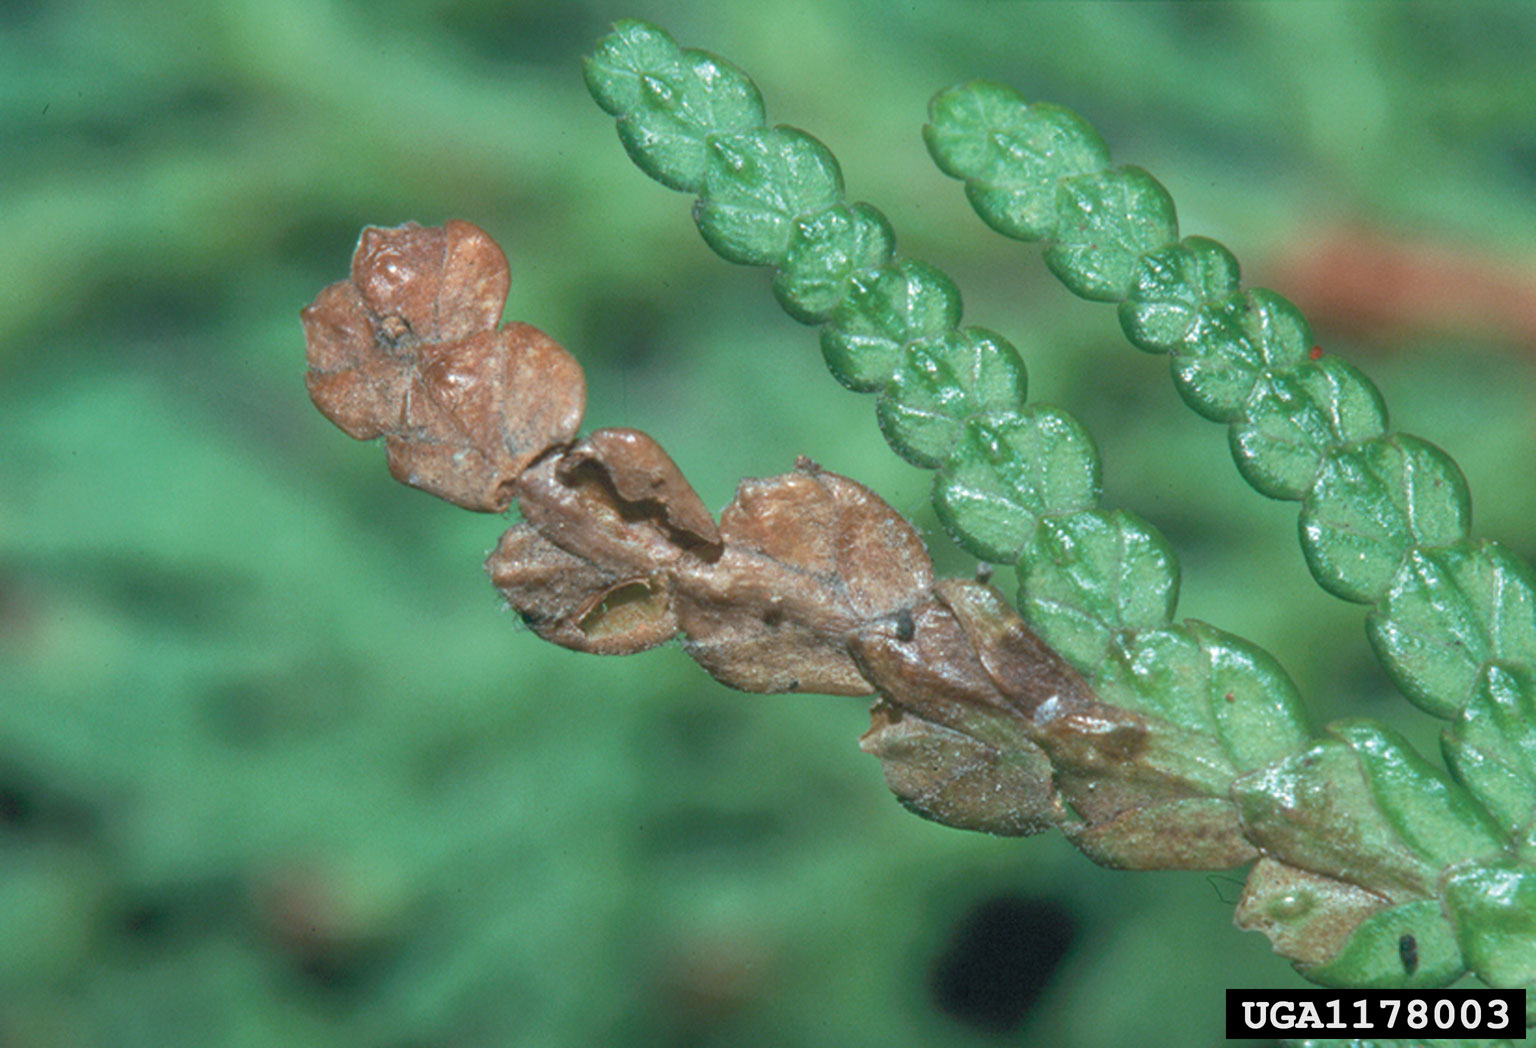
(4, 2, 1535, 1045)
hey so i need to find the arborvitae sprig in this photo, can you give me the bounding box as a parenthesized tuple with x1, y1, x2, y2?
(289, 19, 1536, 1010)
(584, 21, 1325, 871)
(924, 80, 1536, 731)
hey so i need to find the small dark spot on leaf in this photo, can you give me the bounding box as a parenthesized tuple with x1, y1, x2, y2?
(896, 609, 915, 642)
(1399, 933, 1418, 975)
(1224, 692, 1235, 703)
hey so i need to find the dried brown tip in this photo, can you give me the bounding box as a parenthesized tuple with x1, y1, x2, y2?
(302, 220, 585, 511)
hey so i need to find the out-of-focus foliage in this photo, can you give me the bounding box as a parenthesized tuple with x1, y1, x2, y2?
(3, 2, 1534, 1046)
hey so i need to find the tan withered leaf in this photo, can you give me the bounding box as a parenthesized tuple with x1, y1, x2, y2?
(558, 428, 721, 549)
(850, 586, 1065, 836)
(1235, 857, 1389, 968)
(487, 427, 717, 655)
(674, 459, 934, 696)
(860, 701, 1063, 836)
(304, 219, 1269, 867)
(302, 220, 585, 511)
(485, 524, 679, 656)
(515, 427, 721, 572)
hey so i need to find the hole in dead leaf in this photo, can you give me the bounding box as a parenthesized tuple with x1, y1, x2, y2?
(930, 895, 1077, 1035)
(578, 580, 664, 638)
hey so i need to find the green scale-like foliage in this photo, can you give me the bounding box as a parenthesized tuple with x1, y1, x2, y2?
(924, 78, 1536, 730)
(927, 79, 1536, 1004)
(585, 21, 1311, 849)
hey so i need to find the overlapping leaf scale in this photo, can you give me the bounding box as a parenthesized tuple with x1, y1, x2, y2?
(1369, 541, 1536, 719)
(1045, 166, 1178, 302)
(1089, 621, 1311, 776)
(1442, 860, 1536, 1025)
(1233, 719, 1514, 987)
(1442, 663, 1536, 841)
(821, 259, 962, 392)
(1232, 357, 1389, 500)
(696, 128, 844, 266)
(875, 327, 1027, 469)
(924, 81, 1110, 242)
(927, 78, 1536, 728)
(931, 407, 1100, 565)
(583, 19, 764, 192)
(1017, 508, 1177, 669)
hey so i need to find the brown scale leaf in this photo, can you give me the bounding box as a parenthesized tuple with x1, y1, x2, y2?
(860, 702, 1063, 837)
(514, 428, 716, 579)
(558, 428, 721, 549)
(850, 585, 1066, 836)
(485, 525, 678, 656)
(673, 459, 934, 696)
(302, 220, 585, 512)
(1064, 798, 1257, 870)
(488, 426, 714, 656)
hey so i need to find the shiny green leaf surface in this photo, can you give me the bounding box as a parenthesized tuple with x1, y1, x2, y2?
(1443, 663, 1536, 838)
(696, 127, 844, 266)
(1442, 860, 1536, 1020)
(584, 21, 764, 191)
(1167, 291, 1266, 421)
(772, 203, 895, 323)
(1118, 236, 1242, 353)
(1326, 720, 1504, 867)
(1089, 622, 1309, 771)
(1369, 541, 1536, 718)
(932, 408, 1101, 563)
(1044, 166, 1178, 301)
(1231, 357, 1390, 500)
(1301, 899, 1464, 988)
(1234, 733, 1442, 903)
(1016, 508, 1177, 668)
(821, 259, 963, 391)
(924, 83, 1109, 241)
(876, 327, 1028, 468)
(1300, 435, 1472, 605)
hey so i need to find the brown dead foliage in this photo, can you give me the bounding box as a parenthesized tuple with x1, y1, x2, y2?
(302, 220, 1254, 854)
(303, 221, 585, 512)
